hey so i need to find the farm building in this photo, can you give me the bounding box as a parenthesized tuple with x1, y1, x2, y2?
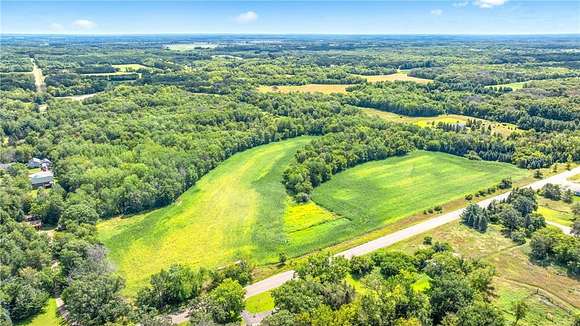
(30, 171, 54, 188)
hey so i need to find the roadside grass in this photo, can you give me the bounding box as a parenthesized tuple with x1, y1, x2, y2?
(308, 151, 528, 250)
(387, 222, 580, 322)
(257, 84, 350, 94)
(16, 298, 62, 326)
(245, 291, 275, 313)
(98, 137, 315, 295)
(569, 173, 580, 182)
(356, 71, 431, 84)
(361, 108, 519, 137)
(538, 197, 578, 227)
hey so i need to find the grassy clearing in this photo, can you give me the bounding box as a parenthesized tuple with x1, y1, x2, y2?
(16, 298, 62, 326)
(112, 64, 150, 72)
(357, 71, 431, 84)
(537, 197, 578, 227)
(245, 291, 275, 313)
(98, 137, 319, 295)
(388, 222, 580, 320)
(310, 151, 528, 243)
(257, 84, 350, 94)
(485, 81, 527, 90)
(362, 108, 519, 137)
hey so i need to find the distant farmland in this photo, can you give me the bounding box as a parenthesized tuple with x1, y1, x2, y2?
(257, 84, 350, 94)
(357, 71, 432, 84)
(361, 108, 519, 137)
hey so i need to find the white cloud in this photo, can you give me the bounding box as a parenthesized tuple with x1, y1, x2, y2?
(453, 1, 469, 8)
(72, 19, 96, 30)
(235, 11, 258, 24)
(474, 0, 508, 9)
(48, 23, 64, 32)
(430, 9, 443, 16)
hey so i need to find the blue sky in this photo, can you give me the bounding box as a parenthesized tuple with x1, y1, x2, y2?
(2, 1, 579, 35)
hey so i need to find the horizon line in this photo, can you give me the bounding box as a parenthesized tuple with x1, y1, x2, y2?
(3, 32, 580, 36)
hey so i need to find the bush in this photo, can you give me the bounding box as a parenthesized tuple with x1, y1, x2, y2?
(137, 264, 204, 311)
(423, 236, 433, 245)
(510, 229, 527, 244)
(208, 279, 245, 324)
(465, 194, 473, 201)
(349, 255, 374, 277)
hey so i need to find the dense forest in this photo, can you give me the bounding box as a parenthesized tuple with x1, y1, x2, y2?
(1, 35, 579, 325)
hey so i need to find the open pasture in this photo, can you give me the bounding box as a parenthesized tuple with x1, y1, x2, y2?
(257, 84, 350, 94)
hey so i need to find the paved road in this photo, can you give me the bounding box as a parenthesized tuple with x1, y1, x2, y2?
(546, 221, 573, 235)
(168, 166, 580, 324)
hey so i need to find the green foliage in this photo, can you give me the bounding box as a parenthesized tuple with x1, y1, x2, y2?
(0, 221, 52, 322)
(61, 273, 130, 326)
(207, 279, 245, 324)
(136, 264, 205, 311)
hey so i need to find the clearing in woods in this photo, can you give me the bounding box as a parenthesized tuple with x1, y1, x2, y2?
(98, 136, 337, 295)
(387, 222, 579, 325)
(30, 58, 46, 93)
(257, 84, 350, 94)
(356, 70, 432, 84)
(361, 108, 519, 137)
(98, 144, 527, 295)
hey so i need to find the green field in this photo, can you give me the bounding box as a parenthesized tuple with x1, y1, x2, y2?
(98, 137, 321, 294)
(99, 145, 528, 295)
(305, 151, 528, 249)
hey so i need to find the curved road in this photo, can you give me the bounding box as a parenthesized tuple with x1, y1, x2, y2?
(167, 166, 580, 324)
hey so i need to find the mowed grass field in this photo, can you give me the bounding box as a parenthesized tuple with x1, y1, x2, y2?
(300, 151, 528, 253)
(388, 223, 579, 324)
(362, 108, 519, 137)
(257, 84, 350, 94)
(98, 137, 320, 295)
